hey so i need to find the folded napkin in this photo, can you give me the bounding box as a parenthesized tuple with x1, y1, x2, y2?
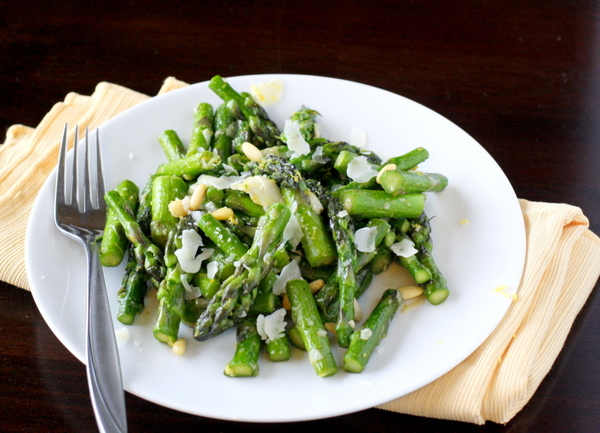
(1, 78, 599, 425)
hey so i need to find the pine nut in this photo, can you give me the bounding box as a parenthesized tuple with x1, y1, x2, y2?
(324, 322, 337, 335)
(308, 279, 325, 294)
(241, 141, 263, 162)
(398, 285, 424, 300)
(172, 338, 186, 356)
(189, 183, 208, 211)
(211, 206, 234, 220)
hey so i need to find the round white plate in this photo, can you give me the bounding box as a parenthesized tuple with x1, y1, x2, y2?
(26, 74, 525, 423)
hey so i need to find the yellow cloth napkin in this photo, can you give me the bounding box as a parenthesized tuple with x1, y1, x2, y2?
(1, 79, 599, 425)
(379, 200, 600, 424)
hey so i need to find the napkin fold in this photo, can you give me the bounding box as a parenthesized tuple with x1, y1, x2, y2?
(1, 78, 598, 425)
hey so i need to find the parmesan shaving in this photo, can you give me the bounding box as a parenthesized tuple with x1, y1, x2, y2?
(194, 173, 248, 190)
(306, 189, 324, 214)
(282, 119, 310, 156)
(311, 145, 328, 164)
(347, 155, 378, 183)
(256, 308, 287, 343)
(354, 226, 378, 252)
(390, 238, 418, 258)
(233, 175, 283, 208)
(250, 78, 284, 106)
(283, 213, 302, 250)
(273, 260, 303, 295)
(206, 261, 219, 279)
(350, 127, 367, 148)
(174, 229, 214, 273)
(180, 274, 202, 300)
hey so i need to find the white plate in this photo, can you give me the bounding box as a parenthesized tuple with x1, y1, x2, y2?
(26, 74, 525, 423)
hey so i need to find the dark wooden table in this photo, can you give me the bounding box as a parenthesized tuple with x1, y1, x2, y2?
(2, 1, 599, 432)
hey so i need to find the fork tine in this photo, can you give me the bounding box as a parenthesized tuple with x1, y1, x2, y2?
(55, 123, 68, 209)
(82, 127, 106, 212)
(71, 125, 79, 207)
(95, 129, 106, 210)
(82, 128, 91, 212)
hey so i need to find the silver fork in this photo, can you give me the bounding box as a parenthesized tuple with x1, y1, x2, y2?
(55, 124, 128, 433)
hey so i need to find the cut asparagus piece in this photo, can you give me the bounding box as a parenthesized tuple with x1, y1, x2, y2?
(338, 190, 425, 219)
(100, 179, 139, 267)
(343, 288, 401, 373)
(286, 279, 338, 377)
(224, 318, 261, 377)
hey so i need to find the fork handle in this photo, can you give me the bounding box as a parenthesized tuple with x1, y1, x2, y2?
(86, 240, 128, 433)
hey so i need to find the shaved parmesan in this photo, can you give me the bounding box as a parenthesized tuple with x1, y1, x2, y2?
(180, 274, 202, 300)
(233, 175, 283, 208)
(314, 123, 321, 139)
(175, 229, 214, 273)
(194, 173, 248, 190)
(306, 189, 324, 214)
(350, 127, 367, 148)
(206, 261, 219, 279)
(250, 78, 284, 106)
(283, 213, 303, 250)
(282, 120, 310, 156)
(390, 238, 418, 258)
(273, 260, 302, 295)
(354, 226, 378, 252)
(311, 146, 328, 164)
(347, 155, 378, 183)
(256, 308, 287, 343)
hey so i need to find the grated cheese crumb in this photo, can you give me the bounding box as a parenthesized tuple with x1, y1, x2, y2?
(360, 328, 373, 340)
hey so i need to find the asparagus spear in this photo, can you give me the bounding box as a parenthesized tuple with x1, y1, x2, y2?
(224, 189, 266, 218)
(343, 288, 401, 373)
(281, 106, 320, 144)
(379, 169, 448, 196)
(196, 212, 249, 259)
(212, 102, 237, 161)
(383, 147, 429, 170)
(155, 150, 221, 180)
(188, 102, 214, 155)
(104, 190, 165, 284)
(265, 335, 291, 362)
(116, 244, 149, 325)
(153, 216, 198, 345)
(149, 175, 188, 249)
(307, 180, 357, 347)
(338, 190, 425, 219)
(286, 279, 338, 377)
(411, 213, 450, 305)
(99, 179, 139, 267)
(209, 75, 282, 147)
(224, 317, 262, 377)
(158, 130, 186, 162)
